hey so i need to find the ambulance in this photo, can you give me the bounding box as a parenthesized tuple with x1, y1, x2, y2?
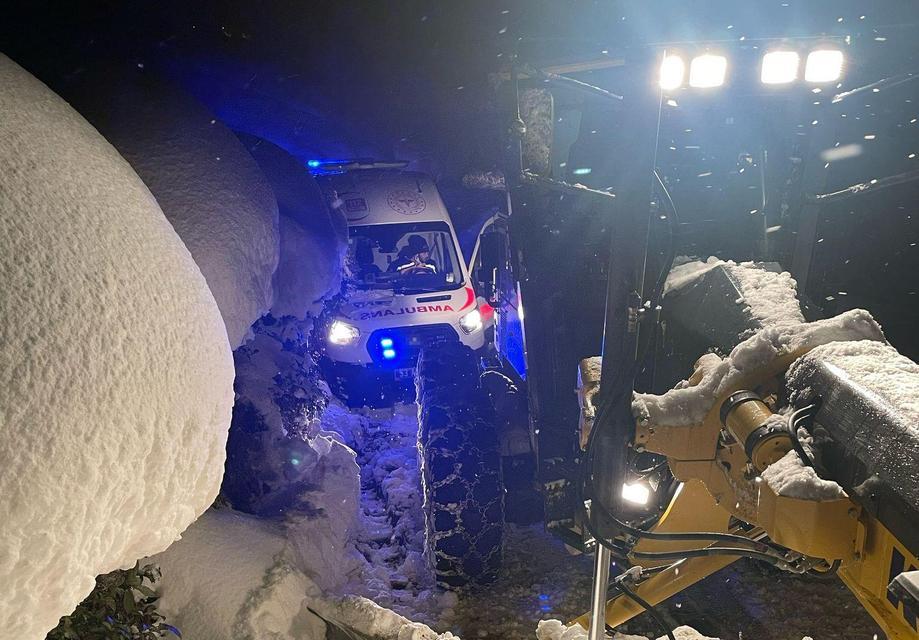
(313, 161, 492, 404)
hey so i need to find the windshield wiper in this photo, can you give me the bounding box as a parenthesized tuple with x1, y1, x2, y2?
(395, 285, 458, 295)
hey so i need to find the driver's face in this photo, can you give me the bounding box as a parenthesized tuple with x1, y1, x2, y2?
(416, 250, 430, 261)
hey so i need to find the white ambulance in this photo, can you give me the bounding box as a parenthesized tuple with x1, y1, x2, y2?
(314, 161, 492, 404)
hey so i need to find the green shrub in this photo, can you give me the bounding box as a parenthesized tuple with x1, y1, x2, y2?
(46, 563, 180, 639)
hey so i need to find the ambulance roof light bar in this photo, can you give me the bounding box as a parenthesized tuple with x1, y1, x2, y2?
(307, 159, 410, 173)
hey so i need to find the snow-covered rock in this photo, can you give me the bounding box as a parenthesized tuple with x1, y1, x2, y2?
(238, 134, 348, 318)
(0, 55, 234, 640)
(65, 67, 280, 348)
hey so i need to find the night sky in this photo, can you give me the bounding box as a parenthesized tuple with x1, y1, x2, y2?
(4, 0, 918, 357)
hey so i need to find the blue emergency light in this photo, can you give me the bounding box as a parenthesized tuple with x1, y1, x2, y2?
(379, 336, 397, 360)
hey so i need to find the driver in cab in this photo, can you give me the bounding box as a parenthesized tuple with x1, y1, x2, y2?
(388, 235, 437, 276)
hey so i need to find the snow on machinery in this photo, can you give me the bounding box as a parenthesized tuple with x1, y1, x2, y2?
(469, 14, 919, 640)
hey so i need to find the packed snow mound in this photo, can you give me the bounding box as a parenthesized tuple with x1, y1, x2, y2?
(666, 258, 804, 332)
(66, 67, 280, 348)
(152, 508, 455, 640)
(310, 596, 460, 640)
(536, 620, 720, 640)
(633, 309, 885, 427)
(152, 508, 326, 640)
(238, 134, 349, 318)
(0, 56, 234, 640)
(787, 340, 919, 432)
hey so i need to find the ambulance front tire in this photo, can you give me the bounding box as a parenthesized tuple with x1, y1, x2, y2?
(416, 342, 505, 588)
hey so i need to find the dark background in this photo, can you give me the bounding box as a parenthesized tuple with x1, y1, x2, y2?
(4, 0, 918, 359)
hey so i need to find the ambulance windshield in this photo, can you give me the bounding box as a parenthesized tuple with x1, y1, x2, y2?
(346, 221, 465, 293)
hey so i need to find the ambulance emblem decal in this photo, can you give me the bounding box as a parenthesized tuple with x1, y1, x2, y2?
(387, 190, 426, 215)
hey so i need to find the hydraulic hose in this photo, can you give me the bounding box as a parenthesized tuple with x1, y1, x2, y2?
(630, 546, 797, 572)
(650, 170, 679, 308)
(609, 580, 677, 640)
(786, 405, 816, 468)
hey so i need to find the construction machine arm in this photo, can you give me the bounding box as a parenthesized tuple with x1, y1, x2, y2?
(574, 306, 919, 639)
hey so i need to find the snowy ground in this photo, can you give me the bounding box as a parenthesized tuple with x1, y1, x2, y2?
(320, 400, 883, 640)
(320, 401, 598, 638)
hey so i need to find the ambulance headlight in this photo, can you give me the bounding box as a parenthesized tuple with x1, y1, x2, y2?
(328, 320, 361, 346)
(459, 309, 483, 334)
(621, 482, 651, 506)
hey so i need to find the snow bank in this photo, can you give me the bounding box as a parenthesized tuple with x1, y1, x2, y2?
(151, 506, 457, 640)
(222, 316, 361, 519)
(238, 134, 349, 318)
(536, 620, 719, 640)
(152, 508, 327, 640)
(632, 310, 885, 428)
(66, 68, 280, 348)
(310, 596, 460, 640)
(787, 340, 919, 432)
(0, 55, 234, 640)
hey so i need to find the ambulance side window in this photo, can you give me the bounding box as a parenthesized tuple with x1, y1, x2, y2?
(477, 230, 507, 303)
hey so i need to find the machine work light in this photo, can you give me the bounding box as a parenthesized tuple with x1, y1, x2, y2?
(659, 54, 685, 90)
(761, 51, 800, 84)
(805, 49, 844, 83)
(621, 482, 651, 506)
(689, 54, 727, 88)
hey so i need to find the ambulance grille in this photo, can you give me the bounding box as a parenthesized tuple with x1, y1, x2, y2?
(366, 324, 460, 366)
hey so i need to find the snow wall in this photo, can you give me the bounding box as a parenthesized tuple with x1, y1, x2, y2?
(0, 55, 235, 639)
(237, 133, 349, 319)
(151, 508, 459, 640)
(64, 67, 280, 348)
